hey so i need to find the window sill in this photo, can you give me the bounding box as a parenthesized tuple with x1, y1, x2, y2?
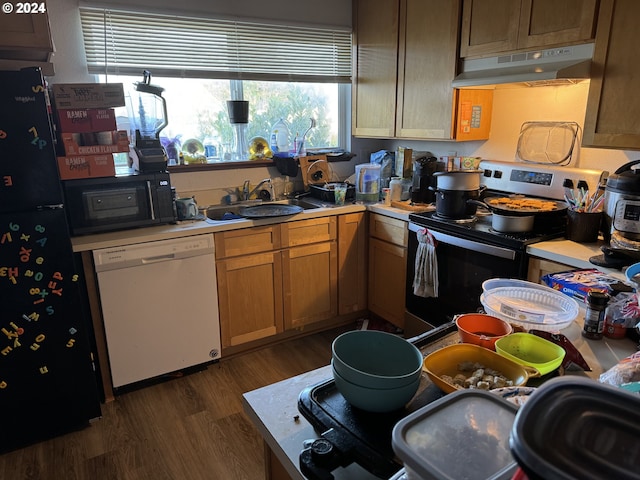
(167, 152, 355, 173)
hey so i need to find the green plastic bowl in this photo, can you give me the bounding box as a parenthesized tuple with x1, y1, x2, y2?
(332, 361, 420, 412)
(495, 333, 566, 376)
(331, 330, 423, 389)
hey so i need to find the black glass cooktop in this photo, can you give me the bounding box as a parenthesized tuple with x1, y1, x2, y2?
(409, 210, 566, 251)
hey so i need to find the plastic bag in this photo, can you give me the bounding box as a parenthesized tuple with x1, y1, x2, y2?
(599, 351, 640, 387)
(369, 150, 395, 189)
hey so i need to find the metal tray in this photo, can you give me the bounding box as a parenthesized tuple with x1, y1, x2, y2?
(239, 204, 303, 218)
(516, 121, 580, 165)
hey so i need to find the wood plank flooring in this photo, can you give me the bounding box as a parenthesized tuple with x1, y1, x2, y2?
(1, 324, 355, 480)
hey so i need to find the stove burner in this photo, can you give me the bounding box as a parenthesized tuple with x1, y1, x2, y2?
(433, 213, 477, 224)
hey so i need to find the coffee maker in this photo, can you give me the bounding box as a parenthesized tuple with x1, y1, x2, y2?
(411, 154, 441, 204)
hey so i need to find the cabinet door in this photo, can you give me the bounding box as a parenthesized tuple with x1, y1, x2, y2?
(0, 11, 52, 59)
(583, 0, 640, 149)
(518, 0, 597, 50)
(460, 0, 521, 57)
(352, 0, 399, 138)
(368, 237, 407, 329)
(396, 0, 461, 139)
(216, 252, 283, 348)
(338, 213, 367, 315)
(282, 242, 338, 330)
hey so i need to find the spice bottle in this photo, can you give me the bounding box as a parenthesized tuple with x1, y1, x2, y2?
(582, 290, 610, 340)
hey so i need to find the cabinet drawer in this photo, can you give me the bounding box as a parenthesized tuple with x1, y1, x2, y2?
(214, 225, 281, 258)
(369, 213, 408, 247)
(281, 217, 337, 247)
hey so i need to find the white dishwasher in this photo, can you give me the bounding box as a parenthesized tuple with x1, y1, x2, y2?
(93, 234, 221, 389)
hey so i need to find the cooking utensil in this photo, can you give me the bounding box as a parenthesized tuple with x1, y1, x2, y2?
(491, 212, 535, 233)
(432, 169, 482, 190)
(239, 203, 303, 218)
(422, 343, 540, 394)
(603, 159, 640, 241)
(455, 313, 513, 351)
(468, 197, 569, 216)
(431, 187, 483, 218)
(495, 333, 566, 376)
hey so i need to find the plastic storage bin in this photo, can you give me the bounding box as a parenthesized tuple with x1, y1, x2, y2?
(481, 286, 579, 331)
(392, 389, 519, 480)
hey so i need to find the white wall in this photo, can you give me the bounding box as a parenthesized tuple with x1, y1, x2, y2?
(379, 83, 638, 175)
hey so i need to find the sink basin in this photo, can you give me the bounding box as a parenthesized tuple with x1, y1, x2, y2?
(205, 199, 320, 221)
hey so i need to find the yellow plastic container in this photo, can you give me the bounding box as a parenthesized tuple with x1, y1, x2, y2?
(422, 344, 539, 394)
(495, 333, 566, 376)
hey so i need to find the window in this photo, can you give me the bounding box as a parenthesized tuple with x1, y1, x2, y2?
(80, 7, 352, 166)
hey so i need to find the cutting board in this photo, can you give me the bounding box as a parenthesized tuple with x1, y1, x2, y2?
(390, 200, 435, 212)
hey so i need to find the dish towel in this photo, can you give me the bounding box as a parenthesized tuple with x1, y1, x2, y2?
(413, 228, 439, 298)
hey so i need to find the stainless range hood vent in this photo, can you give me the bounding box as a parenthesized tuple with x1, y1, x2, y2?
(452, 43, 594, 88)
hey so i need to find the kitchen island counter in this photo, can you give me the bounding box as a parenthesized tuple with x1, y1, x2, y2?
(243, 321, 638, 480)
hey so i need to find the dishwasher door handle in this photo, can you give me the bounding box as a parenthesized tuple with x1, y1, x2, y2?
(141, 253, 176, 264)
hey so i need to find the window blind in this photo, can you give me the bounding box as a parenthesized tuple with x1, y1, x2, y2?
(79, 7, 352, 83)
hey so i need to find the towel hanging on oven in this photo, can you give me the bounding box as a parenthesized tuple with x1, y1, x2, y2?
(413, 228, 438, 298)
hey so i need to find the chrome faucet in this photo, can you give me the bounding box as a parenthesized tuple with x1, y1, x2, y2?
(245, 178, 275, 201)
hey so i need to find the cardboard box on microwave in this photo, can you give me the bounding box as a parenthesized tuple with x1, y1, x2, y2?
(60, 130, 130, 156)
(55, 108, 117, 133)
(57, 154, 116, 180)
(51, 83, 125, 109)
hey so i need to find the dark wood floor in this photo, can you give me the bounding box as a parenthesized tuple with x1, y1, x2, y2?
(1, 325, 355, 480)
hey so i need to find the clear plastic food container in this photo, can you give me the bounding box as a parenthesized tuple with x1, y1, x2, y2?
(392, 389, 519, 480)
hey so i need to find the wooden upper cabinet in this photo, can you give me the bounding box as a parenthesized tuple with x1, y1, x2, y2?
(460, 0, 522, 57)
(0, 10, 54, 74)
(583, 0, 640, 149)
(396, 0, 461, 139)
(353, 0, 489, 141)
(352, 0, 400, 138)
(460, 0, 598, 58)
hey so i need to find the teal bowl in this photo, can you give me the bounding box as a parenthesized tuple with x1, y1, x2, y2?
(331, 330, 423, 389)
(332, 362, 420, 412)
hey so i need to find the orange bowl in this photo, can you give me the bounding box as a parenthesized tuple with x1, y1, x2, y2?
(455, 313, 513, 351)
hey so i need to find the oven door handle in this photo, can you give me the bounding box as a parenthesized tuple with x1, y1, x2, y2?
(408, 222, 516, 260)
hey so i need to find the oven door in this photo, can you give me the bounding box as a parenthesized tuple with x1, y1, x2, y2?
(406, 222, 529, 330)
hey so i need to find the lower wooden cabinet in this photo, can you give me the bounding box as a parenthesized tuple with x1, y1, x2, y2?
(215, 216, 341, 350)
(216, 251, 284, 348)
(283, 242, 338, 330)
(527, 257, 573, 285)
(368, 214, 408, 328)
(338, 213, 368, 314)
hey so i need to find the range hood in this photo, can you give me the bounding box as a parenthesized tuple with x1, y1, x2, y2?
(452, 43, 594, 88)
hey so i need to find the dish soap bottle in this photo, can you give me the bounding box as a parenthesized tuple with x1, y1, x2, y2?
(270, 118, 290, 154)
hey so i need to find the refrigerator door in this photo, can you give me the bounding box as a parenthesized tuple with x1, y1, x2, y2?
(0, 68, 64, 214)
(0, 208, 101, 452)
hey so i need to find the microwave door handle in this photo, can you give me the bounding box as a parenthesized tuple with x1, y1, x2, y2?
(408, 222, 516, 260)
(146, 181, 157, 220)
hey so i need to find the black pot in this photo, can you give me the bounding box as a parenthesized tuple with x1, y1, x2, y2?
(433, 188, 482, 218)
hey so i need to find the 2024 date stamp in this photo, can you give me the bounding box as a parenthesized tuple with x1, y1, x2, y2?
(2, 2, 46, 14)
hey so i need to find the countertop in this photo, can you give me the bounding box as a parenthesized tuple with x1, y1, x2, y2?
(527, 238, 627, 282)
(71, 201, 367, 252)
(242, 321, 638, 480)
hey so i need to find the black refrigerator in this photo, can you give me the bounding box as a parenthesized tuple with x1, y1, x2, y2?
(0, 68, 101, 453)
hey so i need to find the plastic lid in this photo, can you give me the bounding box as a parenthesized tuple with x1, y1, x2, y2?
(510, 376, 640, 480)
(393, 390, 518, 480)
(605, 160, 640, 193)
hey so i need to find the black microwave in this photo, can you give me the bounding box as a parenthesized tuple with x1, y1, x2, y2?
(62, 172, 177, 236)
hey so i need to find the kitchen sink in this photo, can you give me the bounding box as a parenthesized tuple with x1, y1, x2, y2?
(205, 198, 321, 221)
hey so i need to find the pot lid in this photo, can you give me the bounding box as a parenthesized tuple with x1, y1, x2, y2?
(606, 160, 640, 193)
(433, 169, 483, 175)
